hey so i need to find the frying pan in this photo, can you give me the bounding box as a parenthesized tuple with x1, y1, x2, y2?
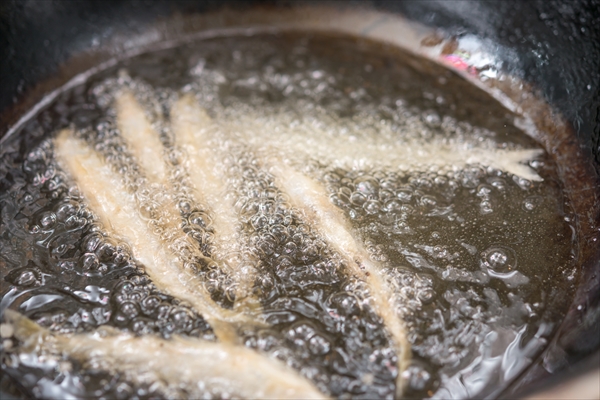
(1, 0, 598, 398)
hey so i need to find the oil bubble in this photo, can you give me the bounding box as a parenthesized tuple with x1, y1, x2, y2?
(480, 201, 494, 215)
(350, 192, 367, 206)
(402, 364, 432, 391)
(419, 195, 438, 210)
(82, 233, 103, 253)
(328, 292, 360, 317)
(363, 199, 381, 214)
(38, 211, 57, 229)
(79, 253, 100, 271)
(9, 269, 41, 287)
(354, 177, 378, 197)
(96, 240, 117, 262)
(55, 202, 78, 222)
(309, 335, 331, 355)
(522, 195, 543, 211)
(189, 211, 212, 228)
(119, 301, 140, 319)
(417, 287, 436, 305)
(481, 245, 517, 273)
(513, 176, 532, 190)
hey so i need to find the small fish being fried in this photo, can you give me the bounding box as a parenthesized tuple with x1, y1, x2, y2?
(114, 91, 266, 323)
(115, 90, 169, 184)
(170, 95, 261, 313)
(4, 310, 328, 400)
(54, 130, 251, 342)
(267, 160, 412, 394)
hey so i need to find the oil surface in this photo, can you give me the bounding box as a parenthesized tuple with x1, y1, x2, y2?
(0, 33, 578, 399)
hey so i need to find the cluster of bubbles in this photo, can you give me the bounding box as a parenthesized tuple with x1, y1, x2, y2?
(221, 34, 574, 388)
(304, 155, 571, 388)
(1, 32, 578, 400)
(0, 91, 214, 399)
(88, 76, 243, 310)
(88, 71, 416, 397)
(36, 72, 401, 397)
(209, 138, 399, 398)
(110, 275, 214, 339)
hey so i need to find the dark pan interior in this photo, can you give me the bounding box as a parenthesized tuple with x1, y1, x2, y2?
(1, 1, 598, 398)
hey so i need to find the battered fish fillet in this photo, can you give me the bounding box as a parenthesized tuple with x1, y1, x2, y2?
(4, 310, 328, 400)
(54, 130, 252, 342)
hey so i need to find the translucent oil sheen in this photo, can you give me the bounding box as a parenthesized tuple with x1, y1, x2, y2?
(0, 33, 577, 399)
